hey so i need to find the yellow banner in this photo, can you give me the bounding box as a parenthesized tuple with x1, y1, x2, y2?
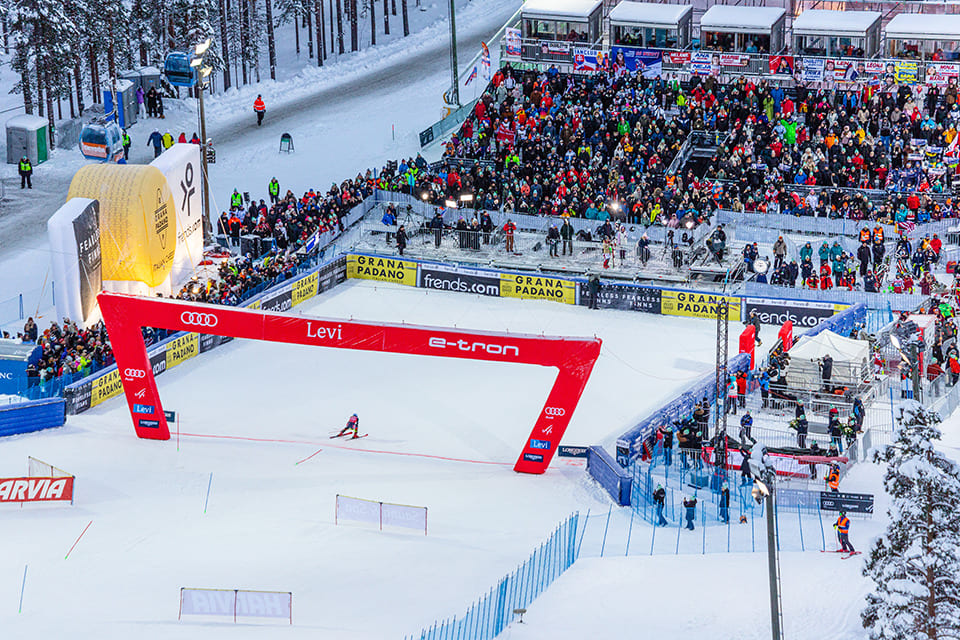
(67, 164, 176, 287)
(292, 273, 318, 306)
(166, 333, 199, 369)
(346, 254, 417, 286)
(91, 369, 123, 407)
(661, 290, 741, 322)
(499, 273, 576, 304)
(247, 299, 262, 310)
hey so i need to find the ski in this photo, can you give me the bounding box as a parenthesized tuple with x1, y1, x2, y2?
(820, 549, 846, 553)
(841, 551, 862, 559)
(330, 433, 368, 440)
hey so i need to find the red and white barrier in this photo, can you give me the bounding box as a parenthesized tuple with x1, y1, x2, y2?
(179, 588, 292, 624)
(335, 494, 428, 535)
(0, 457, 75, 505)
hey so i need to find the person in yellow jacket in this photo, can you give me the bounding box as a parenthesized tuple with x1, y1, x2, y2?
(161, 131, 174, 150)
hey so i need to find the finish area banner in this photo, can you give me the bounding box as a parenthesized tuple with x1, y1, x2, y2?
(97, 292, 602, 474)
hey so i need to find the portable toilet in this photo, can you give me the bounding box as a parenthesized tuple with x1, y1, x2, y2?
(6, 114, 50, 165)
(102, 79, 137, 129)
(137, 66, 162, 93)
(118, 68, 143, 92)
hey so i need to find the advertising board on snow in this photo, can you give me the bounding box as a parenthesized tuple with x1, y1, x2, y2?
(346, 254, 418, 286)
(419, 263, 500, 297)
(499, 273, 576, 304)
(661, 290, 741, 322)
(743, 297, 847, 329)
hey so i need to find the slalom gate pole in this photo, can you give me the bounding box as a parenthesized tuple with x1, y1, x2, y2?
(204, 472, 213, 513)
(65, 521, 93, 559)
(18, 564, 27, 613)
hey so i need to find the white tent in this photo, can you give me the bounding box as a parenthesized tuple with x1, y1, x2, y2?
(786, 330, 870, 389)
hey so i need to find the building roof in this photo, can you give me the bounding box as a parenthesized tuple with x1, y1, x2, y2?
(792, 9, 881, 37)
(885, 13, 960, 41)
(521, 0, 603, 21)
(700, 5, 785, 33)
(608, 2, 692, 28)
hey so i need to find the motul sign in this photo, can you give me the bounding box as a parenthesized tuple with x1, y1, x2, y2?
(0, 477, 74, 503)
(97, 292, 602, 474)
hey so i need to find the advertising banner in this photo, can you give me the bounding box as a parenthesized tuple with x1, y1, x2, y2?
(419, 263, 500, 297)
(926, 62, 960, 86)
(149, 349, 168, 376)
(380, 502, 428, 533)
(769, 55, 794, 75)
(800, 58, 825, 83)
(48, 197, 104, 326)
(65, 381, 92, 414)
(661, 290, 741, 322)
(666, 51, 690, 65)
(292, 272, 319, 305)
(610, 47, 663, 78)
(580, 282, 661, 313)
(346, 254, 418, 286)
(820, 491, 874, 514)
(573, 47, 605, 72)
(179, 588, 292, 622)
(149, 144, 204, 289)
(260, 288, 293, 313)
(0, 476, 74, 503)
(165, 333, 199, 369)
(895, 60, 919, 85)
(500, 273, 576, 304)
(744, 298, 844, 329)
(91, 368, 123, 407)
(720, 53, 749, 67)
(690, 51, 718, 76)
(318, 258, 347, 293)
(67, 164, 176, 287)
(505, 27, 521, 57)
(72, 201, 102, 324)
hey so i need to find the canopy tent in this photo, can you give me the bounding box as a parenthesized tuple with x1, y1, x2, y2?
(786, 330, 870, 389)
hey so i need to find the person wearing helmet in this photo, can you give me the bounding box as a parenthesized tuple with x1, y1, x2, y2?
(683, 494, 697, 530)
(336, 414, 360, 439)
(19, 156, 32, 189)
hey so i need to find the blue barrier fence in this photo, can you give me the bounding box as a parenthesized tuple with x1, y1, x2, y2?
(0, 398, 66, 437)
(405, 513, 580, 640)
(586, 446, 632, 506)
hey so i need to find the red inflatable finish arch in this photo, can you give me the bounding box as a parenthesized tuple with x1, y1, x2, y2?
(97, 292, 602, 474)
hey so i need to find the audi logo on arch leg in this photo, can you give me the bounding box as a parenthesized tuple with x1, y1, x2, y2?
(124, 369, 146, 378)
(181, 312, 219, 327)
(544, 407, 566, 417)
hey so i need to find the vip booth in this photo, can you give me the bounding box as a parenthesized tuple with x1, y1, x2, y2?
(609, 2, 693, 50)
(520, 0, 604, 46)
(792, 9, 882, 59)
(885, 13, 960, 61)
(699, 5, 786, 55)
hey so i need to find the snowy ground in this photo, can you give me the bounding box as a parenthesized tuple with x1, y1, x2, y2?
(1, 280, 748, 638)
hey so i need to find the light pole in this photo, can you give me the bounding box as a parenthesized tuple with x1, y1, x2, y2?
(191, 39, 214, 243)
(749, 446, 783, 640)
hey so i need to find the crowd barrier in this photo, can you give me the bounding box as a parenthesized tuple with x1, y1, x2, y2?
(586, 446, 631, 506)
(0, 398, 65, 437)
(405, 513, 580, 640)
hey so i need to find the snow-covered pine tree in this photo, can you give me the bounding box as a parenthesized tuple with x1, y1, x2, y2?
(862, 401, 960, 639)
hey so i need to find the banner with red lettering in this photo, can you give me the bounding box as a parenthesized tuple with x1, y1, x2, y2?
(0, 477, 74, 503)
(98, 292, 602, 474)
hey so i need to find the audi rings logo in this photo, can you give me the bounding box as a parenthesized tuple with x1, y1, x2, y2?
(181, 311, 219, 327)
(544, 407, 566, 417)
(124, 369, 146, 378)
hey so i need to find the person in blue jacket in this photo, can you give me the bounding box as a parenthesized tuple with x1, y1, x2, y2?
(381, 204, 397, 244)
(147, 130, 163, 157)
